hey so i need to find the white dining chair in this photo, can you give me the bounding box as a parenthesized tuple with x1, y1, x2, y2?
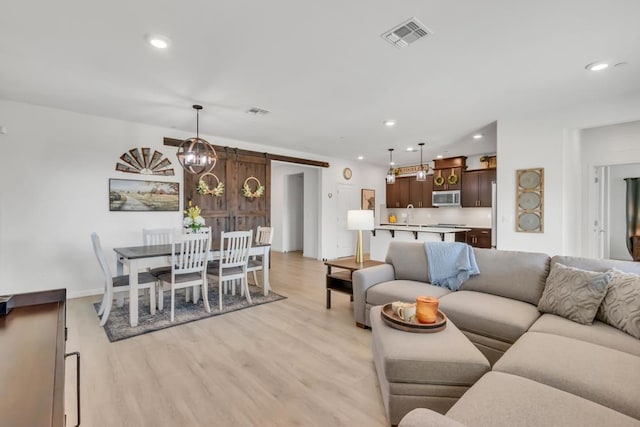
(143, 228, 178, 279)
(91, 232, 157, 326)
(207, 230, 253, 310)
(247, 226, 273, 287)
(156, 229, 211, 322)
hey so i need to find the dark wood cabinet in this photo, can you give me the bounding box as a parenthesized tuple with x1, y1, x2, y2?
(0, 289, 76, 427)
(432, 167, 463, 191)
(184, 148, 270, 248)
(408, 175, 434, 208)
(462, 169, 496, 207)
(386, 177, 411, 208)
(466, 228, 492, 248)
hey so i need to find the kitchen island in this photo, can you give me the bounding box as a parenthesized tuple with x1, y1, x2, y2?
(370, 225, 470, 261)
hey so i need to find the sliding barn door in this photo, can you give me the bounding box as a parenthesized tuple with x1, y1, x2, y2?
(183, 148, 270, 249)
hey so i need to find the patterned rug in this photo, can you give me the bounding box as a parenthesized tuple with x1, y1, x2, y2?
(94, 285, 286, 342)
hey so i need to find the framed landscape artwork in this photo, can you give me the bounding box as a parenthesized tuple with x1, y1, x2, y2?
(109, 179, 179, 211)
(362, 189, 375, 211)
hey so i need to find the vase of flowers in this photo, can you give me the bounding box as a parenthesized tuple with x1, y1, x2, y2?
(183, 201, 205, 232)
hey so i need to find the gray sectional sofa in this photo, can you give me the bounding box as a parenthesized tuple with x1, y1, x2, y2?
(353, 242, 640, 426)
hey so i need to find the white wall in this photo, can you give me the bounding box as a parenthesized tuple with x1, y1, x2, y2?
(0, 99, 385, 296)
(496, 92, 640, 256)
(320, 161, 388, 260)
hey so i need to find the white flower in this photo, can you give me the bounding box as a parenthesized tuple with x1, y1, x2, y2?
(194, 216, 205, 226)
(183, 217, 193, 227)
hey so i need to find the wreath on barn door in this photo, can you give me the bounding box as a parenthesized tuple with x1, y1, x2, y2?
(196, 173, 225, 197)
(242, 176, 265, 198)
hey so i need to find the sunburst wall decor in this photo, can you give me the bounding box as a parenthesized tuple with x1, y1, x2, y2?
(115, 148, 175, 176)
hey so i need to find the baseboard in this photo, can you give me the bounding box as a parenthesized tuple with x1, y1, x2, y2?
(68, 288, 103, 299)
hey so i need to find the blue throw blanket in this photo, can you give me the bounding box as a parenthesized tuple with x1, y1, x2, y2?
(424, 242, 480, 291)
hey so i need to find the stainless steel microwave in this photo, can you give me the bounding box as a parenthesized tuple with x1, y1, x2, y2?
(432, 190, 461, 207)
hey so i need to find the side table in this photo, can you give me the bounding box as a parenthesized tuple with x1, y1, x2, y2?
(325, 257, 383, 309)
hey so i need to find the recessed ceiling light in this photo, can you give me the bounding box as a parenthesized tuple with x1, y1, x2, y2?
(406, 147, 416, 152)
(384, 120, 397, 127)
(473, 133, 483, 140)
(436, 154, 443, 159)
(585, 61, 609, 71)
(357, 155, 364, 160)
(146, 34, 170, 49)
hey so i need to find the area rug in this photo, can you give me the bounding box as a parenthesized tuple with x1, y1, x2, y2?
(94, 285, 286, 342)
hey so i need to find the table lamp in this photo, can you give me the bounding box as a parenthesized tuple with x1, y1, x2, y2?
(347, 210, 375, 264)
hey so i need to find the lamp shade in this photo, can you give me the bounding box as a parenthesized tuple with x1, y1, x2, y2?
(347, 210, 374, 231)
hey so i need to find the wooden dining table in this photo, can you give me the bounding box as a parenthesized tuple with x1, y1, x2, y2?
(113, 243, 271, 327)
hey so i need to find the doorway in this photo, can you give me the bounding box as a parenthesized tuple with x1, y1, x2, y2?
(284, 173, 304, 252)
(590, 163, 640, 260)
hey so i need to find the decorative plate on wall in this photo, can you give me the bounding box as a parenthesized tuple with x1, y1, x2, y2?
(115, 148, 175, 176)
(516, 168, 544, 233)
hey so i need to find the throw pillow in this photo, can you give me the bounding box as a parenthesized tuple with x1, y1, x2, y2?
(538, 262, 612, 325)
(597, 268, 640, 339)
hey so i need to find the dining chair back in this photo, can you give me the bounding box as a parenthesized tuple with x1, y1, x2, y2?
(157, 228, 212, 321)
(143, 228, 176, 245)
(248, 226, 274, 287)
(143, 228, 178, 278)
(91, 232, 157, 326)
(207, 230, 253, 310)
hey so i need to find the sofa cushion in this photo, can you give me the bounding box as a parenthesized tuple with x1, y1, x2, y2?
(386, 242, 430, 283)
(529, 313, 640, 357)
(367, 280, 450, 306)
(439, 291, 540, 344)
(460, 248, 550, 305)
(552, 254, 640, 275)
(445, 372, 640, 427)
(537, 262, 611, 325)
(493, 332, 640, 420)
(597, 268, 640, 339)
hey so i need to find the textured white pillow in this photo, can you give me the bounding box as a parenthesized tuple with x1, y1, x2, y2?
(538, 262, 612, 325)
(597, 268, 640, 339)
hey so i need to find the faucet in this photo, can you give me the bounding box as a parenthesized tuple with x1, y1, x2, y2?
(406, 204, 414, 226)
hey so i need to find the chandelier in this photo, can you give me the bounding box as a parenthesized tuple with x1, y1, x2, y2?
(385, 148, 396, 184)
(176, 105, 217, 174)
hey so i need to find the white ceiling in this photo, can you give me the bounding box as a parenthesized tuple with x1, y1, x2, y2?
(1, 0, 639, 166)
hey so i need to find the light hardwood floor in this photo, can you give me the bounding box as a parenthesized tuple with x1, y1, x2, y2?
(65, 251, 388, 426)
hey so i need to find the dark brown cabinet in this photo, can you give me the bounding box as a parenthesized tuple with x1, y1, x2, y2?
(432, 167, 463, 191)
(462, 169, 496, 208)
(386, 177, 410, 208)
(466, 228, 492, 248)
(409, 175, 434, 208)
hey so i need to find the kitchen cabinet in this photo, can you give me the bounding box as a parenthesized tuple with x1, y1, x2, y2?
(432, 167, 463, 191)
(408, 175, 434, 208)
(462, 169, 496, 207)
(386, 177, 410, 208)
(466, 228, 492, 248)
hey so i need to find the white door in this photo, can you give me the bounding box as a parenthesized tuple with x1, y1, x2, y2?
(336, 184, 357, 258)
(593, 166, 610, 259)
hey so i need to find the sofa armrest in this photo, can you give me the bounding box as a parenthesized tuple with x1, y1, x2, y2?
(399, 409, 467, 427)
(352, 263, 395, 326)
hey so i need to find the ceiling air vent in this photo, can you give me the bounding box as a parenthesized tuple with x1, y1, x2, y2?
(246, 107, 270, 116)
(382, 18, 432, 49)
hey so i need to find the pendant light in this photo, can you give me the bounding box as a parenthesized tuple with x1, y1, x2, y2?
(385, 148, 396, 184)
(176, 105, 217, 174)
(416, 142, 427, 181)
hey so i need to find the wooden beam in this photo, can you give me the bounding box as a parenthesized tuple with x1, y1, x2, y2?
(164, 137, 329, 168)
